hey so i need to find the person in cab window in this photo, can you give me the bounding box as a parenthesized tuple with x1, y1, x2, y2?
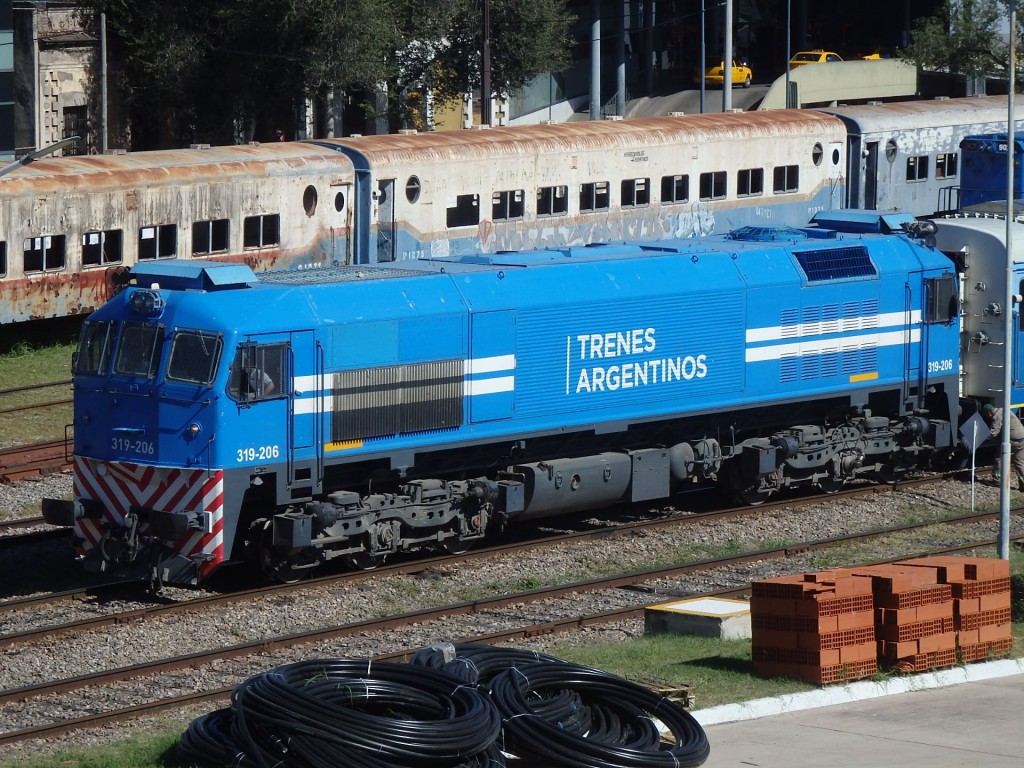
(248, 368, 275, 397)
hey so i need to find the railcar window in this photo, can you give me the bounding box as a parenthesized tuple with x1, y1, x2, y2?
(698, 171, 727, 201)
(405, 176, 421, 203)
(0, 242, 6, 277)
(74, 321, 114, 375)
(580, 181, 610, 212)
(192, 219, 230, 256)
(737, 168, 764, 198)
(167, 330, 223, 385)
(113, 322, 163, 379)
(446, 194, 480, 228)
(82, 230, 123, 266)
(303, 185, 318, 216)
(228, 343, 287, 402)
(334, 192, 345, 211)
(660, 175, 689, 204)
(23, 235, 66, 273)
(492, 189, 525, 221)
(537, 185, 568, 216)
(243, 214, 281, 248)
(812, 143, 823, 166)
(936, 153, 958, 179)
(773, 165, 799, 194)
(621, 178, 650, 207)
(139, 224, 177, 260)
(907, 155, 929, 182)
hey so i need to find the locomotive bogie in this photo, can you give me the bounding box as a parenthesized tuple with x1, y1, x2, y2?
(39, 212, 968, 585)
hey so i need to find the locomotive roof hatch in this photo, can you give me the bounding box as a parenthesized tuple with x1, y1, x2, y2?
(129, 259, 257, 291)
(809, 209, 916, 234)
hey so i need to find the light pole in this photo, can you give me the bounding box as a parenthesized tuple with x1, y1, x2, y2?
(785, 0, 791, 108)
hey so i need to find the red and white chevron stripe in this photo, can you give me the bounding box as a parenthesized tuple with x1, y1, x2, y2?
(72, 456, 225, 579)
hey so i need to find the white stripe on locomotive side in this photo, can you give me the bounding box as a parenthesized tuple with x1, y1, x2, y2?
(745, 311, 922, 343)
(291, 354, 516, 414)
(744, 329, 921, 362)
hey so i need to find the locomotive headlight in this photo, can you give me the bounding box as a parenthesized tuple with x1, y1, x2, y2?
(128, 288, 165, 317)
(187, 422, 202, 436)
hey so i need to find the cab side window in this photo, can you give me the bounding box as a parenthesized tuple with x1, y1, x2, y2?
(228, 343, 287, 403)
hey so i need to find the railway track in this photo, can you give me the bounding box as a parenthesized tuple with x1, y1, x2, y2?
(0, 439, 72, 483)
(0, 495, 1018, 748)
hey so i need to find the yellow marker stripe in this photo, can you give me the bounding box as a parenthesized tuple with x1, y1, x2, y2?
(849, 372, 879, 383)
(325, 440, 364, 452)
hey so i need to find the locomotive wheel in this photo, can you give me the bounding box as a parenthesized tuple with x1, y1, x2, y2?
(252, 519, 308, 584)
(340, 551, 379, 570)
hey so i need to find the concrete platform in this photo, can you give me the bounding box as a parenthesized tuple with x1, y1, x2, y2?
(695, 658, 1024, 767)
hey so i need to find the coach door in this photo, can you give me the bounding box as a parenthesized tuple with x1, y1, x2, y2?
(863, 141, 879, 210)
(376, 179, 396, 262)
(288, 329, 322, 497)
(331, 181, 352, 265)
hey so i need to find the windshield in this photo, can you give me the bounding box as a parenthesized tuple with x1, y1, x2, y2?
(167, 330, 223, 385)
(113, 323, 163, 378)
(74, 321, 114, 375)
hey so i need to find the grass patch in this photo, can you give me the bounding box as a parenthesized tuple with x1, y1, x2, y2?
(0, 332, 78, 446)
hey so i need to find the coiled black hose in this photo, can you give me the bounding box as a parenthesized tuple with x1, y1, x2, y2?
(179, 647, 709, 768)
(178, 658, 504, 768)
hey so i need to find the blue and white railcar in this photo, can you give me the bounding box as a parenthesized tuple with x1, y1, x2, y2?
(44, 214, 960, 585)
(822, 96, 1024, 217)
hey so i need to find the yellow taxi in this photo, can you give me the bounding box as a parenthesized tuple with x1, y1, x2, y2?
(788, 50, 844, 69)
(702, 59, 753, 88)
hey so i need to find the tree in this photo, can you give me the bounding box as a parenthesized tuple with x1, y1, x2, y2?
(903, 0, 1013, 81)
(81, 0, 575, 148)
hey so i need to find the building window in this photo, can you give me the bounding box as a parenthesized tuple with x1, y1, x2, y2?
(661, 175, 689, 204)
(23, 235, 66, 272)
(243, 214, 281, 248)
(537, 185, 568, 216)
(139, 224, 177, 260)
(936, 153, 958, 179)
(907, 155, 929, 182)
(446, 194, 480, 228)
(580, 181, 610, 212)
(192, 219, 230, 255)
(699, 171, 727, 201)
(82, 229, 123, 266)
(62, 105, 86, 156)
(621, 178, 650, 207)
(773, 165, 799, 194)
(492, 190, 525, 221)
(737, 168, 764, 197)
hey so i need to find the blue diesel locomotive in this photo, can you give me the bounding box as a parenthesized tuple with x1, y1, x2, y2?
(43, 212, 961, 586)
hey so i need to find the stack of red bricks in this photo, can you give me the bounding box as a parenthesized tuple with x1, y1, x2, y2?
(751, 556, 1013, 685)
(750, 569, 877, 684)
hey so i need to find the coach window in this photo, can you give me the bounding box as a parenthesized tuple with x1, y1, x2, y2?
(303, 185, 318, 216)
(661, 175, 689, 204)
(228, 343, 287, 402)
(243, 214, 281, 248)
(936, 153, 958, 179)
(0, 242, 7, 277)
(886, 139, 898, 162)
(192, 219, 230, 256)
(580, 181, 610, 212)
(23, 235, 66, 273)
(907, 155, 929, 182)
(113, 322, 163, 379)
(446, 194, 480, 228)
(405, 176, 421, 203)
(537, 185, 568, 216)
(167, 330, 223, 385)
(139, 224, 176, 260)
(773, 165, 799, 194)
(737, 168, 764, 198)
(334, 192, 345, 212)
(621, 178, 650, 207)
(812, 143, 823, 166)
(82, 230, 124, 267)
(698, 171, 726, 201)
(492, 190, 524, 221)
